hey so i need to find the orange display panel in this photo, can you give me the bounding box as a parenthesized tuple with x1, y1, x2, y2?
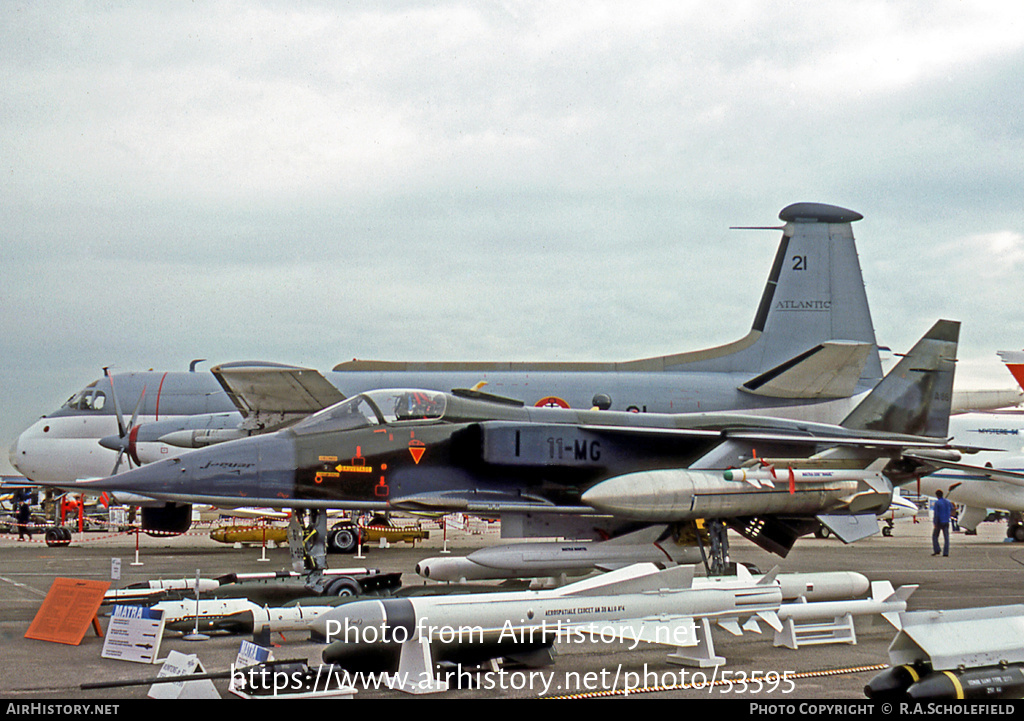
(25, 577, 110, 645)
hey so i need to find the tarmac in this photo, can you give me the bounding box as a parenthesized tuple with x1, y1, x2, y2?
(2, 514, 1023, 702)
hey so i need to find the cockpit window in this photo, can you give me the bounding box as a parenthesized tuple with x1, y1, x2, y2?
(63, 390, 107, 412)
(291, 395, 381, 436)
(365, 389, 446, 423)
(290, 389, 446, 436)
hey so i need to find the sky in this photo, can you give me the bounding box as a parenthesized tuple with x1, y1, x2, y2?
(2, 1, 1023, 474)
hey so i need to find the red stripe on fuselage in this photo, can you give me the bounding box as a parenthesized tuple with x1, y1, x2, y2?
(155, 372, 168, 420)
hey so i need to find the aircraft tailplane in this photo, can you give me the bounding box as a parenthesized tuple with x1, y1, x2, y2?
(840, 319, 960, 438)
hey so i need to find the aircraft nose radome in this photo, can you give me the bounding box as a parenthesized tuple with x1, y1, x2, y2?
(582, 470, 696, 521)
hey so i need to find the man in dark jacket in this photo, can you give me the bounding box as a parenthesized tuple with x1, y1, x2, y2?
(931, 490, 954, 557)
(16, 502, 32, 541)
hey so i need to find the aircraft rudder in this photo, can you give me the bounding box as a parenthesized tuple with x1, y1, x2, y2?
(841, 319, 960, 437)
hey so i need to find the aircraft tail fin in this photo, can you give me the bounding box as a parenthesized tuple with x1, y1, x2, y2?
(998, 350, 1024, 392)
(654, 203, 882, 392)
(840, 319, 960, 438)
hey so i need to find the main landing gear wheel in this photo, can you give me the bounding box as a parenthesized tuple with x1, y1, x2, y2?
(327, 527, 358, 554)
(44, 527, 72, 547)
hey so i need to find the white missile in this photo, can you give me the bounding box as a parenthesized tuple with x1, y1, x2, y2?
(415, 526, 702, 583)
(153, 597, 263, 632)
(581, 460, 893, 522)
(310, 563, 784, 692)
(773, 581, 917, 649)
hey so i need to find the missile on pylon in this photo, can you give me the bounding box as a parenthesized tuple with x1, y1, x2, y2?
(581, 460, 893, 542)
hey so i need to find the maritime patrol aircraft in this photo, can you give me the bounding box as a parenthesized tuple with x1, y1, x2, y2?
(60, 319, 961, 577)
(10, 202, 886, 488)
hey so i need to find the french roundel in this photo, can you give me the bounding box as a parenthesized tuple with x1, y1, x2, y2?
(534, 396, 570, 409)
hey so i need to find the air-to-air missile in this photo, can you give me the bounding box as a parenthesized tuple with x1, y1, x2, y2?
(865, 604, 1024, 701)
(63, 320, 960, 577)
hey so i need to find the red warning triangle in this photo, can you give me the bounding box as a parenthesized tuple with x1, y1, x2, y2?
(409, 440, 426, 464)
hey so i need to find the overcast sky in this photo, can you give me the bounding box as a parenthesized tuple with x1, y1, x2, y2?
(3, 2, 1023, 474)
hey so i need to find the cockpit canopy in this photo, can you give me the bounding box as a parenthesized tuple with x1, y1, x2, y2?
(291, 389, 447, 436)
(63, 387, 107, 412)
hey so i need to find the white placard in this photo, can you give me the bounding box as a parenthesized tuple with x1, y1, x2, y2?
(148, 650, 220, 700)
(101, 604, 165, 664)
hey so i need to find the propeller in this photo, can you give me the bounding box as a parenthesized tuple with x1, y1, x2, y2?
(98, 368, 146, 474)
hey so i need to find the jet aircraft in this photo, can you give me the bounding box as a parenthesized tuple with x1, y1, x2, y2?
(59, 319, 961, 576)
(910, 349, 1024, 540)
(11, 202, 888, 489)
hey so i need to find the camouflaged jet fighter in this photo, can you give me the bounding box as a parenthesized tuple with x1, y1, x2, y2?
(64, 320, 960, 577)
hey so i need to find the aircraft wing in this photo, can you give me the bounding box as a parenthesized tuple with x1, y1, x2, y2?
(740, 341, 873, 399)
(211, 362, 345, 432)
(573, 423, 948, 451)
(902, 453, 1024, 489)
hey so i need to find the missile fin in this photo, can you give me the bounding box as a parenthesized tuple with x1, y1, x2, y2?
(871, 580, 896, 602)
(717, 618, 743, 636)
(558, 563, 684, 597)
(742, 616, 763, 634)
(757, 566, 781, 586)
(881, 612, 903, 630)
(758, 610, 784, 632)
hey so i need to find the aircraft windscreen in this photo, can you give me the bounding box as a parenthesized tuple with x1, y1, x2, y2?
(363, 389, 447, 423)
(290, 390, 446, 436)
(291, 395, 381, 436)
(62, 389, 107, 412)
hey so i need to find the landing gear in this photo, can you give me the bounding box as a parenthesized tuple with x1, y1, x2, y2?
(881, 519, 894, 537)
(287, 509, 329, 593)
(1008, 512, 1024, 543)
(694, 520, 731, 576)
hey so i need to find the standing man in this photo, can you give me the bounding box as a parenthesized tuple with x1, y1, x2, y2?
(931, 489, 954, 557)
(16, 501, 33, 541)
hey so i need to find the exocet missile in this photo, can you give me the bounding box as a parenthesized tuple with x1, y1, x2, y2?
(581, 462, 893, 522)
(309, 563, 783, 692)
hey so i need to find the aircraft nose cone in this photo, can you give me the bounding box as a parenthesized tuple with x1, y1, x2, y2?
(582, 470, 697, 521)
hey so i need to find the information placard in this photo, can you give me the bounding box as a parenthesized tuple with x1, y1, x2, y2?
(102, 605, 165, 663)
(24, 577, 110, 645)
